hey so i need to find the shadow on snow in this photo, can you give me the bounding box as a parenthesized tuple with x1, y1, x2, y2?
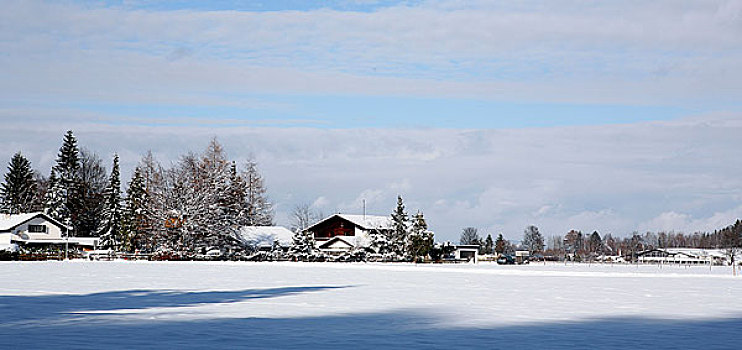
(0, 286, 349, 322)
(1, 287, 740, 349)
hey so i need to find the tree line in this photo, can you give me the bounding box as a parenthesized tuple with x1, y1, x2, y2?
(0, 131, 273, 258)
(458, 221, 742, 262)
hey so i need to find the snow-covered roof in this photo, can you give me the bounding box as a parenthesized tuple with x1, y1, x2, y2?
(664, 248, 728, 258)
(0, 212, 67, 231)
(337, 214, 393, 230)
(317, 235, 363, 249)
(70, 237, 100, 247)
(640, 248, 739, 259)
(307, 214, 393, 232)
(239, 226, 294, 247)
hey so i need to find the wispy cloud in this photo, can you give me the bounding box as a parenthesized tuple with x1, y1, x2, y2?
(1, 0, 741, 113)
(1, 112, 740, 241)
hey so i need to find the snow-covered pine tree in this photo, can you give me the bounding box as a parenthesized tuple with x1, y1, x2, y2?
(390, 195, 409, 258)
(43, 170, 67, 222)
(1, 152, 37, 214)
(122, 166, 152, 252)
(288, 229, 316, 261)
(369, 227, 394, 258)
(242, 158, 274, 226)
(406, 211, 434, 261)
(53, 130, 82, 234)
(99, 154, 123, 251)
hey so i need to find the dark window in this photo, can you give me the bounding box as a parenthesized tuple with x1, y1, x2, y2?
(28, 224, 47, 233)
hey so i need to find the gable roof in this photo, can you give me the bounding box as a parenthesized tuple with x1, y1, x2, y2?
(239, 226, 294, 246)
(307, 214, 393, 232)
(317, 236, 360, 249)
(0, 212, 68, 232)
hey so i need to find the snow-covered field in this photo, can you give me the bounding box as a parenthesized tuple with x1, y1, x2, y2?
(1, 262, 741, 349)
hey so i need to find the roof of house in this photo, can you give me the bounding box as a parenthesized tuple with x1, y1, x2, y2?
(638, 248, 738, 259)
(317, 235, 359, 248)
(307, 214, 393, 232)
(239, 226, 294, 246)
(0, 212, 68, 232)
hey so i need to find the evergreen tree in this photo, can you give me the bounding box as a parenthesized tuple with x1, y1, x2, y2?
(99, 154, 123, 251)
(52, 130, 82, 233)
(43, 170, 67, 222)
(484, 234, 494, 255)
(1, 152, 37, 214)
(588, 231, 603, 257)
(390, 195, 409, 258)
(288, 229, 316, 261)
(406, 211, 434, 261)
(242, 158, 274, 226)
(495, 233, 506, 254)
(123, 167, 152, 252)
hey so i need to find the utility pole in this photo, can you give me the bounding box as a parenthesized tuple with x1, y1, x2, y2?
(65, 218, 70, 260)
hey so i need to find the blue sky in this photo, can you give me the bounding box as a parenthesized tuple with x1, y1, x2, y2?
(103, 0, 414, 12)
(3, 0, 740, 130)
(1, 0, 741, 240)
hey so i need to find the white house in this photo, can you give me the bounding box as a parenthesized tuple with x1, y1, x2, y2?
(239, 226, 294, 251)
(636, 248, 739, 266)
(0, 212, 99, 250)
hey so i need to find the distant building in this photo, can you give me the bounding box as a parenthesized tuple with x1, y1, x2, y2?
(515, 250, 530, 264)
(306, 214, 393, 255)
(636, 248, 739, 265)
(239, 226, 294, 251)
(0, 212, 98, 251)
(453, 245, 479, 263)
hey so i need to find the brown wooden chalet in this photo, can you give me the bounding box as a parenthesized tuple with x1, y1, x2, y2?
(305, 214, 393, 254)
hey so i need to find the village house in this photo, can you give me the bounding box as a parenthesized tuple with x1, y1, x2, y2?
(305, 214, 393, 256)
(0, 212, 99, 252)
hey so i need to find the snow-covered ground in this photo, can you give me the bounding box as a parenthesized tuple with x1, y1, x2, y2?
(1, 261, 741, 349)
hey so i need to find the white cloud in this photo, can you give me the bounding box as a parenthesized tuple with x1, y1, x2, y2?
(0, 0, 740, 106)
(2, 112, 741, 241)
(639, 206, 742, 233)
(311, 196, 330, 209)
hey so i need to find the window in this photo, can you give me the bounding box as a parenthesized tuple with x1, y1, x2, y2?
(28, 224, 47, 233)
